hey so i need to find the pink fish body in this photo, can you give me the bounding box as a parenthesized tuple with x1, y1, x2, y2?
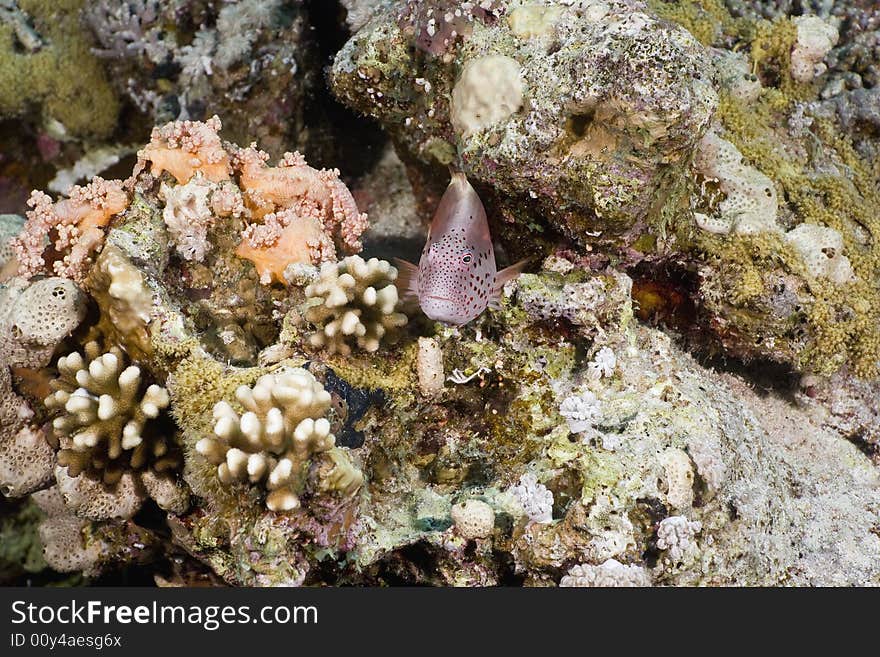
(396, 173, 526, 326)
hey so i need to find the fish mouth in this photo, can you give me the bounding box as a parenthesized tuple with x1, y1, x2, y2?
(425, 295, 455, 303)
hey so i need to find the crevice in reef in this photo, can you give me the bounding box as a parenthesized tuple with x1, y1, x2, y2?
(628, 258, 801, 397)
(302, 0, 387, 177)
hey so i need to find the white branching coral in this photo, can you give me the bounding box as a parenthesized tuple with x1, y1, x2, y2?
(304, 256, 408, 355)
(559, 390, 601, 434)
(196, 367, 363, 512)
(45, 342, 178, 486)
(656, 515, 703, 564)
(587, 346, 616, 380)
(560, 559, 652, 587)
(507, 473, 553, 525)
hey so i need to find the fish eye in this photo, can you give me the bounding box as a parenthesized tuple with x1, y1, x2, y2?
(462, 253, 472, 264)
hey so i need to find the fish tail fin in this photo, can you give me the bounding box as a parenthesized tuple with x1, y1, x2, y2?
(393, 258, 420, 302)
(489, 258, 530, 309)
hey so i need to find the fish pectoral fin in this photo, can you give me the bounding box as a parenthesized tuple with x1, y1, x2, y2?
(392, 258, 420, 302)
(488, 258, 530, 311)
(491, 258, 530, 296)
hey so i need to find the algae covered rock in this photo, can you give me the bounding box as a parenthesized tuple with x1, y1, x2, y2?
(331, 0, 718, 237)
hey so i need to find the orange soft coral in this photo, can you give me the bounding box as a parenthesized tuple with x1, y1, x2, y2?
(11, 177, 129, 281)
(232, 146, 368, 285)
(234, 146, 369, 252)
(235, 208, 335, 285)
(139, 115, 231, 184)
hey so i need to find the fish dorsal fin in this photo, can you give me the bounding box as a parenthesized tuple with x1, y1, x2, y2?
(393, 258, 420, 302)
(488, 258, 530, 310)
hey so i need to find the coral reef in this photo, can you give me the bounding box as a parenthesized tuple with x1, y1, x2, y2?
(332, 0, 880, 376)
(45, 342, 177, 485)
(83, 0, 317, 155)
(0, 0, 879, 589)
(0, 0, 118, 137)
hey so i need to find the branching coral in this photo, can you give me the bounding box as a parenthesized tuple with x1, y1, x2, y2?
(560, 559, 652, 587)
(303, 256, 408, 355)
(10, 177, 129, 281)
(196, 367, 363, 512)
(44, 341, 178, 486)
(506, 473, 553, 525)
(656, 515, 702, 565)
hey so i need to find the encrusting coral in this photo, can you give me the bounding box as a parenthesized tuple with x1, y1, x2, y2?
(304, 256, 408, 355)
(44, 341, 178, 486)
(196, 367, 363, 512)
(0, 276, 87, 498)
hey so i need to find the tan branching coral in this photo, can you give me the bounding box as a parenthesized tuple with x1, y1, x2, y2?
(304, 256, 408, 355)
(10, 177, 129, 281)
(44, 342, 179, 486)
(196, 367, 363, 512)
(138, 115, 231, 184)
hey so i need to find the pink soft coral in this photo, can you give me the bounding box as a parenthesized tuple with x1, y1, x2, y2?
(138, 115, 231, 184)
(232, 146, 368, 284)
(11, 177, 129, 281)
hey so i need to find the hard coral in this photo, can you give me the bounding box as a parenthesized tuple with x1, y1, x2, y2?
(304, 256, 408, 356)
(196, 367, 363, 512)
(45, 341, 179, 486)
(0, 276, 86, 497)
(11, 177, 129, 281)
(560, 559, 652, 587)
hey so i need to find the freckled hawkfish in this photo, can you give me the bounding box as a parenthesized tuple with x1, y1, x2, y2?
(395, 173, 528, 326)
